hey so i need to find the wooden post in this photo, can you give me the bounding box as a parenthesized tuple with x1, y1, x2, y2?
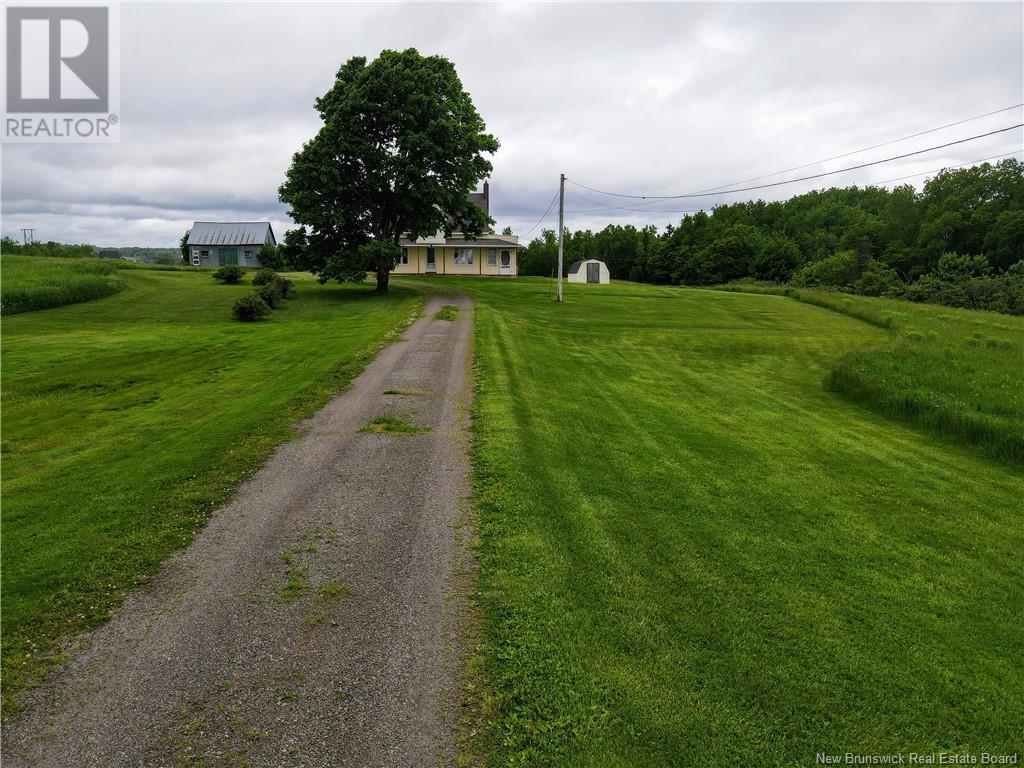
(557, 173, 565, 303)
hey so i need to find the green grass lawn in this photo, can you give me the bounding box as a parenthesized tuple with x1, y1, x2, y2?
(1, 265, 422, 710)
(416, 277, 1024, 767)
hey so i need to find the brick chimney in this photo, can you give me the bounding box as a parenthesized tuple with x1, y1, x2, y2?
(483, 180, 490, 215)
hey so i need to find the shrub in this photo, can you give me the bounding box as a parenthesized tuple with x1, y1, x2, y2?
(252, 268, 277, 286)
(255, 281, 284, 308)
(790, 250, 860, 289)
(273, 275, 293, 298)
(854, 260, 902, 297)
(232, 294, 271, 321)
(213, 265, 244, 284)
(214, 265, 245, 284)
(935, 252, 990, 280)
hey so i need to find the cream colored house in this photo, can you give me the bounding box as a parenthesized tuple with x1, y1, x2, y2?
(392, 182, 519, 277)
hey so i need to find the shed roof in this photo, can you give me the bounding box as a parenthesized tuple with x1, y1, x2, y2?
(568, 259, 605, 275)
(187, 222, 276, 247)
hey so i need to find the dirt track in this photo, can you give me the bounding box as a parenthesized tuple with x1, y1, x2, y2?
(4, 290, 476, 768)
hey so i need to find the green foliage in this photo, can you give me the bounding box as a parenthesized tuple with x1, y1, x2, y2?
(854, 260, 901, 296)
(232, 294, 272, 321)
(1, 237, 97, 259)
(279, 48, 498, 292)
(180, 230, 190, 263)
(213, 265, 244, 284)
(749, 232, 803, 282)
(896, 273, 1024, 315)
(1, 255, 125, 314)
(258, 242, 286, 271)
(1, 268, 422, 710)
(273, 275, 293, 299)
(252, 267, 277, 286)
(790, 249, 860, 288)
(935, 251, 991, 280)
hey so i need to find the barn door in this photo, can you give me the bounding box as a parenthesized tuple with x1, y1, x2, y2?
(219, 247, 238, 266)
(587, 262, 600, 283)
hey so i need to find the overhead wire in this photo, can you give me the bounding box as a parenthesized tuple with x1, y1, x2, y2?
(565, 123, 1023, 199)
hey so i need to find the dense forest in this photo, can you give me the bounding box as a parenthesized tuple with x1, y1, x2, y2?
(519, 159, 1024, 313)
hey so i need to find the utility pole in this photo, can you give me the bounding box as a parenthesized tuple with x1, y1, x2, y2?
(556, 173, 565, 303)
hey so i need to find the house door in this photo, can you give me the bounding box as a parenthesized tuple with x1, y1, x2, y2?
(587, 262, 600, 283)
(500, 250, 511, 274)
(426, 247, 436, 273)
(219, 247, 238, 266)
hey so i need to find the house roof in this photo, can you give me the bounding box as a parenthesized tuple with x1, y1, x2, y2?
(468, 191, 487, 212)
(187, 222, 276, 247)
(568, 259, 604, 274)
(399, 236, 520, 248)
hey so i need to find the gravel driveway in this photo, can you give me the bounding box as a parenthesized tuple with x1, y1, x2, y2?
(4, 290, 477, 768)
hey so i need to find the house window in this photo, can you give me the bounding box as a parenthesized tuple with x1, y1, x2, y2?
(487, 249, 497, 266)
(398, 252, 409, 265)
(244, 249, 254, 260)
(453, 248, 474, 265)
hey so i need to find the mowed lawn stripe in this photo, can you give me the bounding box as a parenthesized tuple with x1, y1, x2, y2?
(1, 265, 423, 710)
(430, 277, 1023, 766)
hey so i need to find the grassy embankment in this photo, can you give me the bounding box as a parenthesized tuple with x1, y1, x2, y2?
(1, 255, 127, 314)
(1, 263, 423, 711)
(419, 276, 1022, 767)
(716, 283, 1024, 465)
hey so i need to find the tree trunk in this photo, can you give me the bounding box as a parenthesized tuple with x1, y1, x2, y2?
(375, 265, 389, 292)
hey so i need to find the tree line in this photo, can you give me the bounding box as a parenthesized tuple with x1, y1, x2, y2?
(519, 159, 1024, 313)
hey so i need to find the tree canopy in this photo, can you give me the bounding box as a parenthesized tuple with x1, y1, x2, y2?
(279, 48, 498, 291)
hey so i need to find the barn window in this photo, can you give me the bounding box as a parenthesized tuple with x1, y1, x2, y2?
(200, 250, 209, 258)
(244, 249, 254, 260)
(191, 256, 200, 266)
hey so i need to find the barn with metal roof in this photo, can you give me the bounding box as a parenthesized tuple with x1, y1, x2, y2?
(186, 222, 276, 267)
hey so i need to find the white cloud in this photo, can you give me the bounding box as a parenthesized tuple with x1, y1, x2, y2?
(2, 2, 1021, 246)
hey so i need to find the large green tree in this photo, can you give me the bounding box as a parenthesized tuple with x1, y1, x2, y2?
(279, 49, 498, 291)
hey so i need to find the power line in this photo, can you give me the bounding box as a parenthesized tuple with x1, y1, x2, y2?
(561, 151, 1022, 219)
(694, 102, 1023, 193)
(521, 189, 560, 237)
(566, 123, 1023, 200)
(869, 149, 1023, 186)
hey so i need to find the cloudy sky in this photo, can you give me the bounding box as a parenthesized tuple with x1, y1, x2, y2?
(2, 1, 1022, 247)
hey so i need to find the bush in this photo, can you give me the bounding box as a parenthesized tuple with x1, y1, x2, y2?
(213, 265, 244, 284)
(273, 275, 294, 298)
(791, 250, 860, 289)
(232, 294, 271, 321)
(255, 281, 284, 308)
(252, 268, 277, 286)
(854, 260, 902, 297)
(935, 252, 990, 280)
